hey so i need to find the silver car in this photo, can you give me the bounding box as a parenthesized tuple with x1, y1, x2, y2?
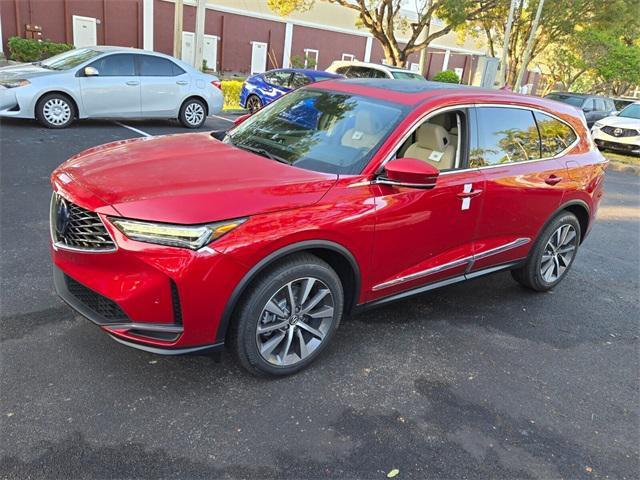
(0, 46, 223, 129)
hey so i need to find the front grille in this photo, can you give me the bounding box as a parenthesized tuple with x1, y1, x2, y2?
(51, 192, 115, 251)
(601, 126, 639, 138)
(65, 275, 128, 323)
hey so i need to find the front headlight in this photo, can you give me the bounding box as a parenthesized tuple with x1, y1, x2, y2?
(0, 79, 30, 88)
(109, 217, 247, 250)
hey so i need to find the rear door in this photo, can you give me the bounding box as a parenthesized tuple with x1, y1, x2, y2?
(469, 106, 569, 272)
(262, 70, 293, 104)
(137, 55, 190, 117)
(79, 53, 140, 117)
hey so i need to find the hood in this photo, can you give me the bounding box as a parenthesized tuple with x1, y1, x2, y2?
(0, 63, 60, 81)
(598, 115, 640, 129)
(53, 133, 337, 224)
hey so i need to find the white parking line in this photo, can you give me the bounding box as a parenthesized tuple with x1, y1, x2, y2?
(209, 114, 236, 123)
(114, 121, 152, 137)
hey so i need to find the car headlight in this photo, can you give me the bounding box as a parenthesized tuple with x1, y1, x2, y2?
(0, 79, 30, 88)
(109, 217, 247, 250)
(593, 121, 604, 129)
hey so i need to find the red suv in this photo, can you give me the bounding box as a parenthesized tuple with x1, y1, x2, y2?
(50, 80, 607, 376)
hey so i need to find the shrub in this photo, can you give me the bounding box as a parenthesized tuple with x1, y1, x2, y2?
(8, 36, 73, 62)
(432, 69, 460, 84)
(221, 80, 244, 110)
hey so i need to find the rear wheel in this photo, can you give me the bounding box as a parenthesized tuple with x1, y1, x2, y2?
(511, 212, 581, 291)
(179, 98, 207, 128)
(36, 93, 75, 128)
(246, 95, 262, 113)
(229, 254, 344, 377)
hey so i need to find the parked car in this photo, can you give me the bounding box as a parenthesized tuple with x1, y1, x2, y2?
(240, 68, 342, 113)
(50, 79, 606, 376)
(591, 102, 640, 155)
(326, 60, 425, 81)
(544, 92, 616, 128)
(0, 46, 223, 128)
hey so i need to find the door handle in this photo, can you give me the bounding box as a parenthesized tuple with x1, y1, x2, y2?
(176, 80, 188, 85)
(457, 189, 483, 199)
(544, 175, 563, 186)
(126, 80, 139, 86)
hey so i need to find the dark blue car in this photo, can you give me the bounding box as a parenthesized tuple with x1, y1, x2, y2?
(239, 68, 343, 113)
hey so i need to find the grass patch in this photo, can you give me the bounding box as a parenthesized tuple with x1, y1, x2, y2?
(603, 151, 640, 166)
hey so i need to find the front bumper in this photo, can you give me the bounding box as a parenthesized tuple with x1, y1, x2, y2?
(51, 206, 250, 353)
(591, 127, 640, 154)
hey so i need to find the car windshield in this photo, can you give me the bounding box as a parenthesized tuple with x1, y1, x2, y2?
(225, 89, 407, 175)
(391, 71, 425, 81)
(40, 48, 101, 70)
(618, 104, 640, 119)
(545, 94, 584, 108)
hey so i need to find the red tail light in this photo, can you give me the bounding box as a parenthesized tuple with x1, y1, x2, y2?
(211, 80, 222, 89)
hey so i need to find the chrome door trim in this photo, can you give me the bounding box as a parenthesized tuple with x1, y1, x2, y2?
(377, 103, 580, 177)
(106, 323, 184, 334)
(371, 237, 531, 291)
(374, 178, 436, 189)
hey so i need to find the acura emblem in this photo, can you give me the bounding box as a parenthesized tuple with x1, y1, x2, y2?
(613, 127, 623, 137)
(55, 198, 71, 236)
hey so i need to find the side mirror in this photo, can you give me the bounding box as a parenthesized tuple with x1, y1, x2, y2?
(379, 157, 439, 189)
(582, 105, 593, 113)
(234, 113, 252, 126)
(84, 66, 99, 77)
(611, 111, 619, 116)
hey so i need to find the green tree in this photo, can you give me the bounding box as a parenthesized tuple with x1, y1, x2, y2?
(267, 0, 500, 67)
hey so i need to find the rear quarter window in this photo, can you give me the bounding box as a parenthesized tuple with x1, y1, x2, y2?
(534, 112, 577, 157)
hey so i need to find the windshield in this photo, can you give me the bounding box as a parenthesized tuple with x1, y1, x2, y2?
(40, 48, 101, 70)
(618, 104, 640, 119)
(391, 71, 425, 81)
(225, 89, 407, 175)
(545, 94, 584, 108)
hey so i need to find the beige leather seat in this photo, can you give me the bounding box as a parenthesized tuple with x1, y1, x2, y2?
(404, 123, 456, 170)
(342, 111, 382, 150)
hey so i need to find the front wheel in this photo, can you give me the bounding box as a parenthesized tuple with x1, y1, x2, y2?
(246, 95, 262, 114)
(179, 98, 207, 128)
(36, 93, 75, 128)
(229, 254, 344, 377)
(511, 212, 581, 292)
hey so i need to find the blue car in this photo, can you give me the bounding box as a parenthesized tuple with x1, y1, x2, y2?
(239, 68, 343, 113)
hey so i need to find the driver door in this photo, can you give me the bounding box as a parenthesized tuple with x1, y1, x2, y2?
(78, 53, 141, 118)
(368, 108, 484, 301)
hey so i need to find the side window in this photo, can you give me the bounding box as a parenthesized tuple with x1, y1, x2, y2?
(583, 98, 595, 111)
(471, 107, 541, 167)
(594, 98, 606, 111)
(138, 55, 184, 76)
(264, 71, 292, 87)
(335, 66, 350, 75)
(89, 54, 136, 76)
(534, 112, 577, 157)
(291, 73, 311, 89)
(369, 68, 387, 78)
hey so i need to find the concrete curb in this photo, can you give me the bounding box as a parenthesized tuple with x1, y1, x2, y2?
(607, 160, 640, 176)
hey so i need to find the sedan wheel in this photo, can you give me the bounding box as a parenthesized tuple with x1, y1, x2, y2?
(179, 98, 206, 128)
(230, 253, 344, 377)
(36, 94, 75, 129)
(540, 224, 577, 283)
(247, 95, 262, 113)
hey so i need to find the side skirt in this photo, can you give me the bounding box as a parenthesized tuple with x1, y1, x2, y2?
(356, 260, 524, 311)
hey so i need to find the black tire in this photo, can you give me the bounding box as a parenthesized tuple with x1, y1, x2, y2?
(511, 212, 581, 292)
(178, 98, 207, 128)
(246, 94, 262, 114)
(229, 253, 344, 377)
(36, 93, 75, 129)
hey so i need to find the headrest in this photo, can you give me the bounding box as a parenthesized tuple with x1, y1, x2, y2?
(416, 124, 450, 150)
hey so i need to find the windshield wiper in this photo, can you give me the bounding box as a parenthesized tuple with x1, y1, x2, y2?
(232, 142, 290, 165)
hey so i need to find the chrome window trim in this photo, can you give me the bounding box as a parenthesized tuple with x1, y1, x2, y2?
(377, 103, 581, 177)
(50, 192, 118, 254)
(372, 237, 530, 291)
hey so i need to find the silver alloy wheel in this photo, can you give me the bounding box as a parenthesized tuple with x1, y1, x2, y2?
(184, 102, 205, 126)
(540, 224, 577, 282)
(256, 277, 335, 366)
(247, 96, 261, 113)
(43, 98, 71, 125)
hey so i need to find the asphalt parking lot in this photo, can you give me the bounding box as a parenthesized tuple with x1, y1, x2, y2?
(1, 114, 638, 479)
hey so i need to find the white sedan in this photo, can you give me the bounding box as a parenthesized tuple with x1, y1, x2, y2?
(0, 46, 223, 129)
(591, 102, 640, 155)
